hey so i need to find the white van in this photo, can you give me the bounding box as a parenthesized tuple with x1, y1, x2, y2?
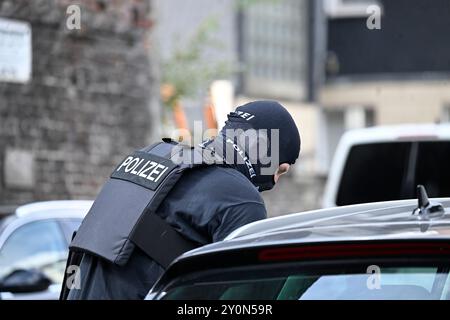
(322, 124, 450, 208)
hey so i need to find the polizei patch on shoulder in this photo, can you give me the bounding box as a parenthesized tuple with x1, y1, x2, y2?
(111, 151, 178, 191)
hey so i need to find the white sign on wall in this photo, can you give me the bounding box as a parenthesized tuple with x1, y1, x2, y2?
(0, 18, 32, 83)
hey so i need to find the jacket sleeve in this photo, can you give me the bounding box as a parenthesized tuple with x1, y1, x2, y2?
(210, 202, 267, 242)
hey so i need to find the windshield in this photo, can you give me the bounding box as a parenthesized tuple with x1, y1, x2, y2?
(160, 263, 450, 300)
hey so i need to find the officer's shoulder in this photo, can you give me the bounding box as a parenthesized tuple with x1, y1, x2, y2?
(191, 166, 261, 199)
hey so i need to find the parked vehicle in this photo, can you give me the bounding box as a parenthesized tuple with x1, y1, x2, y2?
(147, 187, 450, 300)
(0, 200, 92, 300)
(322, 124, 450, 208)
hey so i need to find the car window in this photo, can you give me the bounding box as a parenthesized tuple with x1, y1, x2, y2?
(337, 142, 411, 206)
(160, 264, 450, 300)
(299, 268, 439, 300)
(415, 141, 450, 198)
(0, 220, 68, 283)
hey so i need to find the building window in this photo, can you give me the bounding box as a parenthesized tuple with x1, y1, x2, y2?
(238, 0, 309, 101)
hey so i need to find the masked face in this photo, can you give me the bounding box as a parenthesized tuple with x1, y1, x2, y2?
(237, 129, 277, 192)
(205, 101, 301, 192)
(252, 163, 290, 192)
(252, 174, 276, 192)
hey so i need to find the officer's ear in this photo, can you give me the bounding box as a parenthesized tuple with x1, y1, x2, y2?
(274, 163, 290, 183)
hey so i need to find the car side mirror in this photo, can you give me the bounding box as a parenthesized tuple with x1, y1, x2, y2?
(0, 269, 52, 293)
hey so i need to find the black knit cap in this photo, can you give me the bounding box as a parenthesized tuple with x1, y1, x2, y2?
(234, 100, 301, 165)
(216, 100, 301, 192)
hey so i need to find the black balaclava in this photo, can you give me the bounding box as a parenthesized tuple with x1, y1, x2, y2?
(201, 101, 301, 192)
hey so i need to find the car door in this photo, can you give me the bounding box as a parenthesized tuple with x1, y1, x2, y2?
(0, 219, 68, 300)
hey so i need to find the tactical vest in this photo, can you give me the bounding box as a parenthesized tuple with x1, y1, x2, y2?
(69, 139, 206, 269)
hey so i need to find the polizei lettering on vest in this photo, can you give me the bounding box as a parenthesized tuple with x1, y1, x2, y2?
(117, 156, 169, 182)
(111, 151, 177, 190)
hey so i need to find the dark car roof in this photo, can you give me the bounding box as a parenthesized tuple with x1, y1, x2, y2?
(179, 198, 450, 259)
(148, 198, 450, 297)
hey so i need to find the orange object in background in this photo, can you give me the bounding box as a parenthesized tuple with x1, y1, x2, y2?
(161, 83, 191, 143)
(204, 102, 218, 128)
(203, 94, 219, 139)
(173, 102, 189, 130)
(161, 83, 176, 103)
(172, 102, 191, 143)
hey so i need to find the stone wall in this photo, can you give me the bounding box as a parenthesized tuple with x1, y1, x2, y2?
(0, 0, 159, 205)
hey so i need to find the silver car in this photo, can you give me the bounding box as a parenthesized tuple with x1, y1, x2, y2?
(0, 200, 92, 300)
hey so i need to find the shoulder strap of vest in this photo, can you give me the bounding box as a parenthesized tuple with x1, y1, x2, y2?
(68, 139, 208, 269)
(129, 139, 205, 268)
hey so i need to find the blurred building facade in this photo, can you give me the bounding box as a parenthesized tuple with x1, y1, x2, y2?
(154, 0, 322, 215)
(154, 0, 450, 216)
(318, 0, 450, 171)
(0, 0, 159, 205)
(2, 0, 448, 215)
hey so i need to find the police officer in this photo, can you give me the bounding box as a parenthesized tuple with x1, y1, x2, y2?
(64, 100, 301, 299)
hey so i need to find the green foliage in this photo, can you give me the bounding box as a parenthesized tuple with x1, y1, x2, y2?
(162, 17, 232, 109)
